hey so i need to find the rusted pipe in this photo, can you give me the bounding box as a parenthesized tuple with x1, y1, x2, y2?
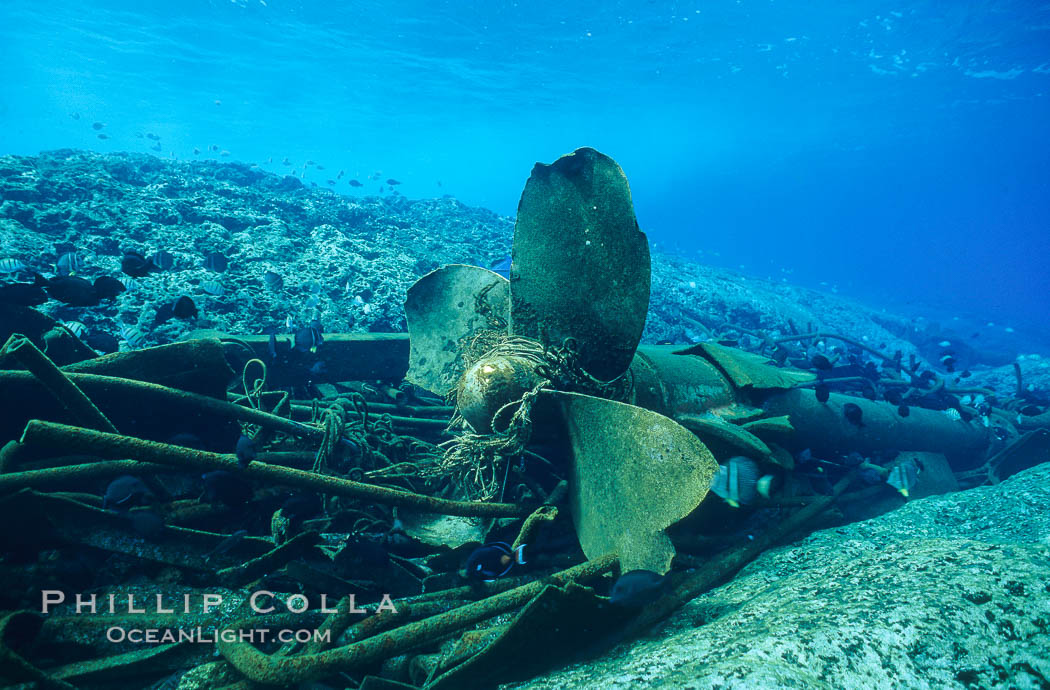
(762, 388, 990, 469)
(216, 553, 617, 686)
(2, 334, 118, 434)
(19, 420, 532, 517)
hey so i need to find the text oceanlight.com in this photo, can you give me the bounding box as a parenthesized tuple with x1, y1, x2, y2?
(106, 627, 330, 644)
(41, 590, 399, 644)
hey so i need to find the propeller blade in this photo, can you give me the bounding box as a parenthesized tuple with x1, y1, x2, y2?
(404, 264, 508, 396)
(510, 147, 650, 381)
(546, 390, 718, 574)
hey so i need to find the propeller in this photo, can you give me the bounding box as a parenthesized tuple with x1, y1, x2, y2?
(403, 148, 716, 573)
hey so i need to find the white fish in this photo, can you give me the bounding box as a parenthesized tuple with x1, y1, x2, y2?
(201, 281, 224, 296)
(938, 340, 951, 348)
(944, 408, 962, 421)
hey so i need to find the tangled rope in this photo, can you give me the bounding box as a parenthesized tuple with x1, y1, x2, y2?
(433, 380, 548, 500)
(313, 404, 346, 474)
(241, 358, 268, 411)
(537, 336, 633, 403)
(432, 333, 631, 500)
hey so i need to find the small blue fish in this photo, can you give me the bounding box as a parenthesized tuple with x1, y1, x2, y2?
(203, 252, 229, 272)
(0, 273, 47, 306)
(809, 353, 833, 370)
(262, 271, 284, 290)
(465, 542, 526, 581)
(63, 321, 87, 338)
(205, 529, 249, 560)
(93, 276, 126, 300)
(121, 250, 158, 278)
(128, 509, 165, 540)
(294, 319, 324, 354)
(173, 295, 198, 319)
(841, 451, 866, 467)
(609, 570, 669, 608)
(103, 475, 154, 511)
(119, 323, 147, 348)
(235, 434, 256, 468)
(200, 470, 252, 507)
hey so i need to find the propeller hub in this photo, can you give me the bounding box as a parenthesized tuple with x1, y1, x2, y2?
(457, 354, 545, 433)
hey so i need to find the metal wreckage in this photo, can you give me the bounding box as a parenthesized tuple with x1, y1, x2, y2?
(0, 148, 1047, 688)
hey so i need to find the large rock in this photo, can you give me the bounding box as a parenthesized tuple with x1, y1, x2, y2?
(510, 463, 1050, 690)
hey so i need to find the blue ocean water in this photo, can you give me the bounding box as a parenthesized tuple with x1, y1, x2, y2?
(1, 0, 1047, 341)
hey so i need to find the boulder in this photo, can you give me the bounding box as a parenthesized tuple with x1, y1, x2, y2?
(511, 462, 1050, 690)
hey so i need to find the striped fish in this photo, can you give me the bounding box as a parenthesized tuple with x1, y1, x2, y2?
(57, 252, 81, 276)
(120, 323, 146, 348)
(63, 321, 87, 338)
(0, 258, 27, 273)
(710, 456, 762, 508)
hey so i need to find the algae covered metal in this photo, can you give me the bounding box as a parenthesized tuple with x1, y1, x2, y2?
(554, 390, 719, 573)
(510, 147, 651, 382)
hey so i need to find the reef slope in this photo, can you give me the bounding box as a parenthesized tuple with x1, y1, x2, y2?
(511, 462, 1050, 690)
